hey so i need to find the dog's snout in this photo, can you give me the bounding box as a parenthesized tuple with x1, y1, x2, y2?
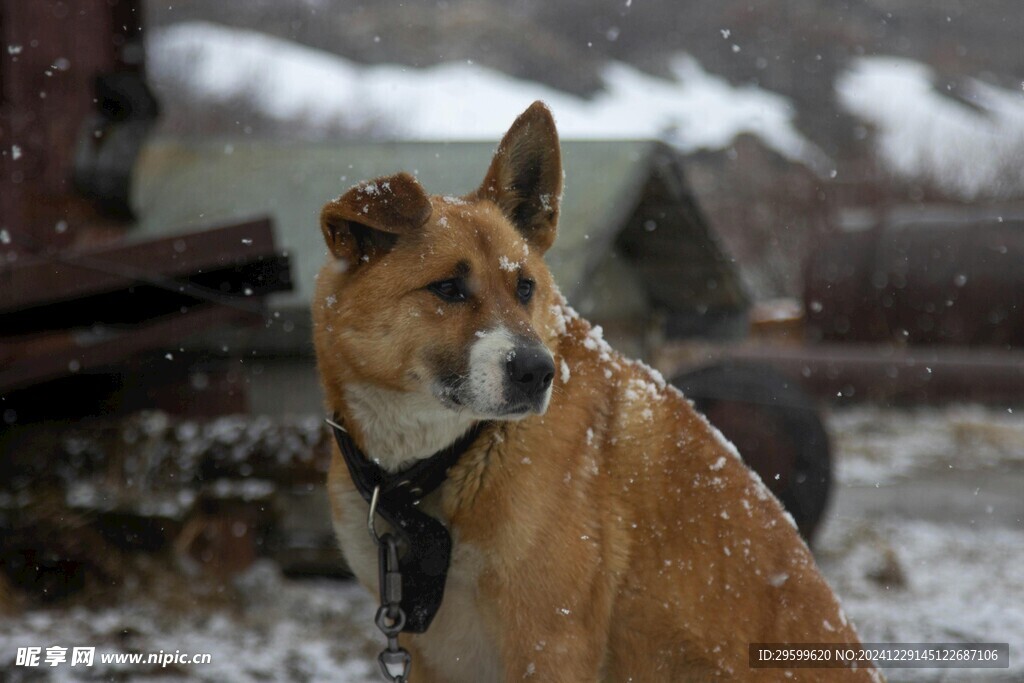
(507, 346, 555, 397)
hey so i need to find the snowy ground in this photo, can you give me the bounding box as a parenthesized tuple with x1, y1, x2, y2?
(816, 404, 1024, 682)
(0, 566, 381, 683)
(2, 404, 1022, 681)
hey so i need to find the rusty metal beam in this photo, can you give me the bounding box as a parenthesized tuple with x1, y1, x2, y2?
(657, 342, 1024, 404)
(0, 218, 277, 313)
(0, 304, 257, 393)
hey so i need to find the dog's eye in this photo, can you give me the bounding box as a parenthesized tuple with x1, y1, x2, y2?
(516, 278, 534, 304)
(429, 278, 467, 302)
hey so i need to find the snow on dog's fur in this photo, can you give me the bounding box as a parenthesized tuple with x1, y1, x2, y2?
(313, 102, 881, 681)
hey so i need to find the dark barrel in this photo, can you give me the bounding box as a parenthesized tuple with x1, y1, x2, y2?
(804, 213, 1024, 349)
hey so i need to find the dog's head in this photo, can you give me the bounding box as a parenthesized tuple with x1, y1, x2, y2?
(314, 101, 563, 421)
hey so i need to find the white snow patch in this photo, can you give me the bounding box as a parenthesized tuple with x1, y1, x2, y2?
(150, 22, 825, 166)
(498, 255, 519, 272)
(830, 404, 1024, 486)
(782, 510, 797, 530)
(559, 358, 571, 384)
(548, 295, 578, 338)
(581, 324, 615, 363)
(550, 305, 568, 336)
(837, 56, 1024, 199)
(818, 517, 1024, 681)
(699, 413, 744, 464)
(624, 377, 664, 403)
(0, 565, 381, 683)
(710, 456, 727, 471)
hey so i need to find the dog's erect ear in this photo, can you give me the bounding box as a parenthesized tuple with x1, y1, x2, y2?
(320, 172, 432, 264)
(476, 101, 562, 253)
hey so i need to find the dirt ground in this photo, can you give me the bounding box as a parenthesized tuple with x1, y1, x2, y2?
(1, 404, 1022, 682)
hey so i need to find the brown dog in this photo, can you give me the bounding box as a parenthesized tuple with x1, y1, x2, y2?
(314, 102, 880, 681)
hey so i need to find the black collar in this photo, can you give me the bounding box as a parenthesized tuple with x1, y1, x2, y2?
(329, 417, 487, 633)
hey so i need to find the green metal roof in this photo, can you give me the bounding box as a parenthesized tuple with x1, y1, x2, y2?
(130, 136, 749, 356)
(132, 139, 659, 310)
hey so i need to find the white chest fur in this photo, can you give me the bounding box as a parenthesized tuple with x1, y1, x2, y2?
(329, 482, 501, 682)
(344, 384, 477, 472)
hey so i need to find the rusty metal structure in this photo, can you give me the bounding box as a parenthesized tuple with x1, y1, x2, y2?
(0, 0, 292, 413)
(0, 1, 299, 597)
(1, 0, 148, 243)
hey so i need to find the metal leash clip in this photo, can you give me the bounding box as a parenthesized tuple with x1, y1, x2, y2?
(365, 485, 412, 681)
(375, 529, 411, 682)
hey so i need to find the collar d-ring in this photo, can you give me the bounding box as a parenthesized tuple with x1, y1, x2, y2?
(367, 484, 383, 543)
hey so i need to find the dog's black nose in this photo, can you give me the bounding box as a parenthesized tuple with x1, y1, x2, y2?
(507, 346, 555, 397)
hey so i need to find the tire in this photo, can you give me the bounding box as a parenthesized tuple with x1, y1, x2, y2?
(672, 362, 832, 543)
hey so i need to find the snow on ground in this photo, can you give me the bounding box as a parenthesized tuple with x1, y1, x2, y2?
(819, 404, 1024, 682)
(817, 516, 1024, 682)
(148, 22, 826, 168)
(0, 563, 380, 683)
(837, 56, 1024, 199)
(829, 404, 1024, 486)
(2, 405, 1022, 681)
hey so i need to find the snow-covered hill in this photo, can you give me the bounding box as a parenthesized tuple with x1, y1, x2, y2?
(148, 21, 827, 168)
(837, 57, 1024, 200)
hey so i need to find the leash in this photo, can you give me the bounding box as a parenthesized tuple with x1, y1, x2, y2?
(327, 417, 487, 682)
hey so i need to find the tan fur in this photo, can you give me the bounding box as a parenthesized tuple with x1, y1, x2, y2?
(314, 102, 881, 682)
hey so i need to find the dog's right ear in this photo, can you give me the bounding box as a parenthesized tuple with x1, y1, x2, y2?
(320, 172, 432, 265)
(476, 101, 562, 253)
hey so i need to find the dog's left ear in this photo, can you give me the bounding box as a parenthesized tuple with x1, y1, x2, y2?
(320, 172, 432, 265)
(476, 101, 562, 253)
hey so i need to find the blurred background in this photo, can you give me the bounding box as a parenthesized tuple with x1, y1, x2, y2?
(1, 1, 1022, 680)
